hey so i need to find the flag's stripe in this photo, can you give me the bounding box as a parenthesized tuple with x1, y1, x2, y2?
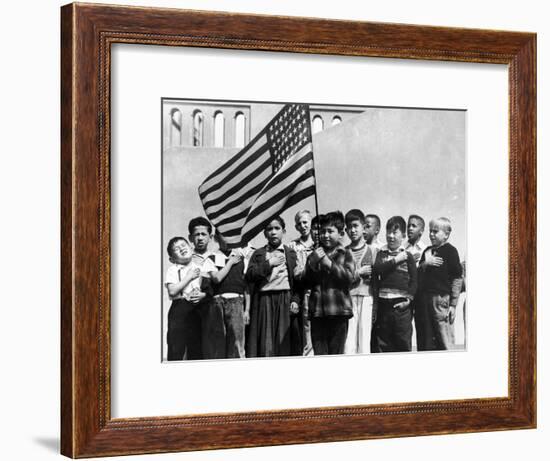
(222, 166, 314, 238)
(201, 156, 272, 210)
(198, 140, 269, 200)
(258, 148, 313, 197)
(206, 142, 311, 222)
(224, 235, 244, 247)
(199, 130, 267, 189)
(214, 207, 250, 229)
(214, 215, 248, 236)
(239, 178, 316, 245)
(239, 169, 315, 237)
(240, 184, 317, 246)
(204, 171, 271, 221)
(215, 150, 314, 234)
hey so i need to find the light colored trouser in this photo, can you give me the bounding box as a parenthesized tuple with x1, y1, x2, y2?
(429, 293, 455, 349)
(344, 295, 374, 354)
(416, 293, 455, 350)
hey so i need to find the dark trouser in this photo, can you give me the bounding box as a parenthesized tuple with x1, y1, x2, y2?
(247, 290, 291, 357)
(311, 317, 348, 355)
(167, 299, 202, 361)
(415, 292, 454, 351)
(212, 296, 246, 359)
(372, 297, 412, 353)
(199, 299, 226, 360)
(290, 312, 303, 356)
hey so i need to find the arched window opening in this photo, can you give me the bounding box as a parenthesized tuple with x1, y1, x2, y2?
(170, 108, 182, 147)
(192, 110, 204, 147)
(332, 115, 342, 126)
(214, 111, 225, 148)
(312, 115, 324, 134)
(234, 112, 246, 148)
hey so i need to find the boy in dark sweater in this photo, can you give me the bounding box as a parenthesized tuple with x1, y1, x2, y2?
(206, 231, 251, 359)
(416, 217, 463, 350)
(372, 216, 418, 352)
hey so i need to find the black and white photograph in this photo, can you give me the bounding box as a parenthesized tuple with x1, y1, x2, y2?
(2, 0, 544, 460)
(162, 98, 466, 361)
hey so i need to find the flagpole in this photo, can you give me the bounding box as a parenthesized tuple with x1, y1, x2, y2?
(305, 105, 324, 343)
(306, 105, 321, 247)
(311, 170, 321, 248)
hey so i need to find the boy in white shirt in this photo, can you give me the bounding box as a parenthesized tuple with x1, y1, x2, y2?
(344, 209, 376, 354)
(165, 237, 211, 361)
(404, 214, 427, 265)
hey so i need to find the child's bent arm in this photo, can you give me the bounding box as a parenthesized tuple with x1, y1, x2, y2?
(245, 252, 272, 283)
(374, 252, 397, 275)
(328, 251, 355, 284)
(210, 257, 236, 284)
(166, 270, 196, 298)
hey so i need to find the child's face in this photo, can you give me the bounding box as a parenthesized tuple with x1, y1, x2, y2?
(364, 217, 380, 243)
(429, 224, 449, 247)
(407, 218, 424, 243)
(264, 220, 285, 247)
(189, 225, 211, 253)
(386, 227, 405, 251)
(320, 224, 342, 250)
(170, 239, 192, 265)
(346, 219, 365, 244)
(295, 214, 311, 238)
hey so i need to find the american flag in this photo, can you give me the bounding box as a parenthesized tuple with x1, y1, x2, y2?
(198, 103, 316, 248)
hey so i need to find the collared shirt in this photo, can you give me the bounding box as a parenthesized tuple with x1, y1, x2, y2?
(288, 237, 315, 277)
(403, 239, 427, 266)
(164, 262, 202, 300)
(206, 247, 255, 272)
(192, 251, 216, 273)
(346, 243, 374, 296)
(260, 244, 290, 291)
(289, 237, 315, 253)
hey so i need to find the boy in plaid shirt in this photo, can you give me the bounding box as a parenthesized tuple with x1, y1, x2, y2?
(303, 211, 355, 355)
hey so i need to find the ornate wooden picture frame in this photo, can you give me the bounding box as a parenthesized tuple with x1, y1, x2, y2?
(61, 2, 536, 457)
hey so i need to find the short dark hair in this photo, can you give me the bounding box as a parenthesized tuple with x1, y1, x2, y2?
(386, 216, 406, 234)
(264, 215, 286, 231)
(408, 214, 425, 230)
(365, 214, 381, 230)
(188, 216, 212, 235)
(345, 209, 366, 226)
(167, 236, 189, 258)
(320, 211, 345, 232)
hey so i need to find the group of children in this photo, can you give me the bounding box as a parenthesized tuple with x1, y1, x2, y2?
(164, 210, 464, 361)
